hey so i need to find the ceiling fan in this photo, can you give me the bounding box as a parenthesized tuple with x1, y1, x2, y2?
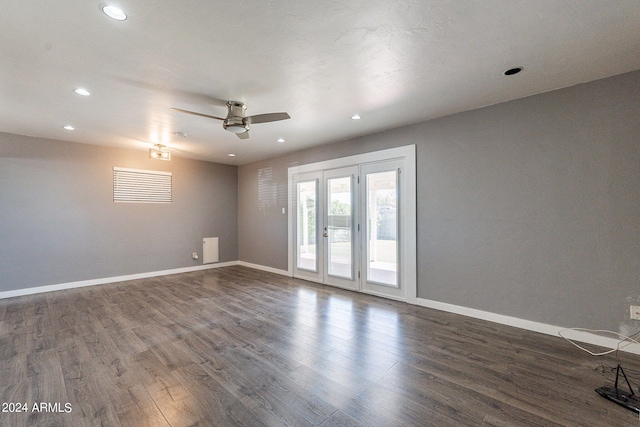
(171, 101, 290, 139)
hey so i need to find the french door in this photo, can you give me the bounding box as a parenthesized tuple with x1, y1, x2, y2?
(323, 166, 359, 290)
(293, 167, 359, 291)
(291, 151, 414, 302)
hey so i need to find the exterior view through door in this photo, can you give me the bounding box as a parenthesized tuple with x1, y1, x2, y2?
(289, 146, 416, 303)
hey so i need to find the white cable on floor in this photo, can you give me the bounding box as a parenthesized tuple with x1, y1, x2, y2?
(557, 328, 640, 356)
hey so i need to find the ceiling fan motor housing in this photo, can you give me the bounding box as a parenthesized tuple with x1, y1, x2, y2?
(223, 101, 249, 133)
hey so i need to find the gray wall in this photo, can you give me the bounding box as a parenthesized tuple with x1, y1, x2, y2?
(0, 133, 238, 292)
(238, 70, 640, 331)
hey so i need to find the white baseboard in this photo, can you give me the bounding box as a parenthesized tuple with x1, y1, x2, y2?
(417, 298, 640, 356)
(237, 261, 291, 277)
(0, 261, 239, 300)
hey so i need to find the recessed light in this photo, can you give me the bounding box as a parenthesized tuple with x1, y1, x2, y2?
(228, 153, 236, 157)
(63, 125, 75, 131)
(351, 114, 362, 120)
(277, 138, 285, 143)
(74, 88, 91, 96)
(101, 4, 127, 21)
(504, 67, 523, 76)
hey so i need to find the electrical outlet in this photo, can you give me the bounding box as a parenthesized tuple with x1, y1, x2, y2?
(192, 252, 199, 260)
(630, 305, 640, 320)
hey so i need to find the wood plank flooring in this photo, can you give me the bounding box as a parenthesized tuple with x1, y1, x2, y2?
(1, 265, 638, 426)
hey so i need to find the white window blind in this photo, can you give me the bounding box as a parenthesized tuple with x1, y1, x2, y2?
(113, 167, 172, 203)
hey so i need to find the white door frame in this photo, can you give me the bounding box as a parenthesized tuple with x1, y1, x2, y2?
(288, 145, 416, 304)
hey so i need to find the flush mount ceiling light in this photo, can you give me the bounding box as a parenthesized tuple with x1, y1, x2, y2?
(101, 4, 127, 21)
(277, 138, 285, 143)
(74, 88, 91, 96)
(228, 153, 236, 157)
(149, 144, 171, 161)
(63, 125, 75, 130)
(504, 67, 523, 76)
(351, 114, 362, 120)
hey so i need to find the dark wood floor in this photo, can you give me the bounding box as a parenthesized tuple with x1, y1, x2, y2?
(1, 266, 638, 426)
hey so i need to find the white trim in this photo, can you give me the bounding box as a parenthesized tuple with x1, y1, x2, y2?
(287, 176, 294, 275)
(361, 289, 406, 302)
(237, 261, 291, 277)
(0, 262, 238, 300)
(417, 298, 640, 355)
(402, 149, 417, 305)
(288, 145, 415, 175)
(113, 166, 172, 175)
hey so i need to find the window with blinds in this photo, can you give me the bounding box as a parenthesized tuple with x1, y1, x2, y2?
(113, 167, 172, 203)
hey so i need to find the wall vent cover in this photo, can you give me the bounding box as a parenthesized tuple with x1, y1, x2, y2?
(113, 167, 172, 203)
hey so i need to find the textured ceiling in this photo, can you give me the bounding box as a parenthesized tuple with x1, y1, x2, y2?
(1, 1, 639, 165)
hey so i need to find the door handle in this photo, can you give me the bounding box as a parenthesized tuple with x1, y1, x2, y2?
(322, 226, 328, 238)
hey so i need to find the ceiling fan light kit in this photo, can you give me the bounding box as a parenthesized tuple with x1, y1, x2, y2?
(171, 100, 290, 139)
(223, 102, 250, 133)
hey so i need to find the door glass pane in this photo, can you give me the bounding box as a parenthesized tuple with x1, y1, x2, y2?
(328, 176, 352, 279)
(297, 180, 317, 271)
(366, 171, 398, 287)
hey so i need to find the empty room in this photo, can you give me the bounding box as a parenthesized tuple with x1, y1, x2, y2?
(1, 1, 640, 426)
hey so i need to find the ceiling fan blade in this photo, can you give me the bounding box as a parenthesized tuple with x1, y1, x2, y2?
(236, 131, 250, 140)
(247, 112, 290, 124)
(171, 108, 225, 121)
(115, 78, 228, 107)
